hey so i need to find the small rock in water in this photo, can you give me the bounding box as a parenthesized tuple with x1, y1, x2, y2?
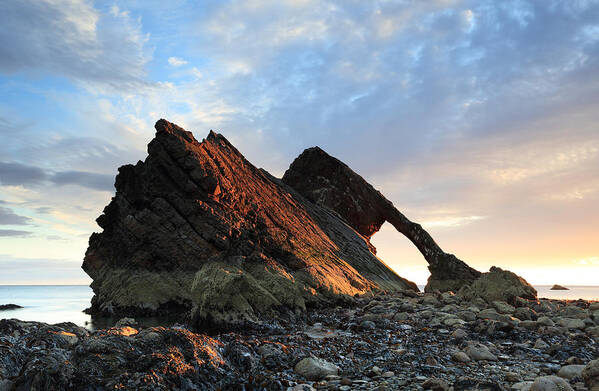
(550, 284, 569, 290)
(0, 304, 22, 311)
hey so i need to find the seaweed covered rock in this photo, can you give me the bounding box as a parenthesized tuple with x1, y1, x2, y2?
(83, 120, 415, 329)
(458, 267, 537, 303)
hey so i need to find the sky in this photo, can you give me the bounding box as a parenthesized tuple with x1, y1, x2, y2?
(0, 0, 598, 286)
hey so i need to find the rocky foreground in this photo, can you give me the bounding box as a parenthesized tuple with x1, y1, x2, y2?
(2, 292, 598, 391)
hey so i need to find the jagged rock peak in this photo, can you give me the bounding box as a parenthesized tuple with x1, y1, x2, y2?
(83, 119, 416, 330)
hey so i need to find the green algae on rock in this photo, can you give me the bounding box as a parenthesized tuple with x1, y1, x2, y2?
(458, 266, 537, 303)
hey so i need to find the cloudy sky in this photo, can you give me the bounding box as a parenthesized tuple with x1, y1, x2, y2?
(0, 0, 598, 285)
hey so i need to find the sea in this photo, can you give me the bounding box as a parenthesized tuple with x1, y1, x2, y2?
(1, 285, 598, 330)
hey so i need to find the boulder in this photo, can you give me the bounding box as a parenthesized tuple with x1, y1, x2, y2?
(83, 120, 416, 329)
(557, 318, 586, 330)
(582, 359, 599, 389)
(557, 364, 585, 379)
(530, 376, 573, 391)
(452, 351, 471, 362)
(537, 316, 555, 327)
(492, 301, 516, 314)
(294, 357, 339, 380)
(550, 284, 569, 290)
(464, 342, 497, 361)
(422, 378, 450, 391)
(458, 267, 537, 303)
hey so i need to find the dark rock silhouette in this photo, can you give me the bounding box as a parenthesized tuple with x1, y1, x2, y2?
(0, 304, 22, 311)
(282, 146, 482, 293)
(83, 120, 415, 329)
(551, 284, 569, 290)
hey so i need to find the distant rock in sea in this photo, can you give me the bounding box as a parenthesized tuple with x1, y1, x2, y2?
(551, 284, 569, 290)
(83, 119, 537, 329)
(0, 304, 22, 311)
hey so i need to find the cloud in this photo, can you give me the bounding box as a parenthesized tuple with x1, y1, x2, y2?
(0, 0, 151, 91)
(0, 206, 32, 225)
(0, 162, 47, 186)
(183, 0, 599, 176)
(422, 215, 487, 228)
(0, 229, 31, 237)
(168, 56, 188, 67)
(0, 161, 114, 191)
(46, 235, 68, 241)
(35, 206, 53, 214)
(0, 115, 31, 134)
(576, 256, 599, 265)
(51, 171, 114, 191)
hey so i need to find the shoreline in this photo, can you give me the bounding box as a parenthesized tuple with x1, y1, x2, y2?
(1, 291, 598, 390)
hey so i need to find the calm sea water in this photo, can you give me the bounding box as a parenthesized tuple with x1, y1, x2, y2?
(1, 285, 598, 329)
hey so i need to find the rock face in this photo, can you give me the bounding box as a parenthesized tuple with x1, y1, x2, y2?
(282, 146, 481, 292)
(458, 267, 537, 303)
(83, 120, 415, 329)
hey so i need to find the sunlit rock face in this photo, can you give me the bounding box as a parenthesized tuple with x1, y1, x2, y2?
(282, 146, 482, 293)
(83, 120, 416, 329)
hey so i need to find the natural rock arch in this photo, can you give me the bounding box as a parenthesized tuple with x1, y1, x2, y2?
(369, 221, 430, 284)
(281, 146, 482, 292)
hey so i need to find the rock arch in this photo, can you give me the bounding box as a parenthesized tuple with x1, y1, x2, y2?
(282, 146, 482, 292)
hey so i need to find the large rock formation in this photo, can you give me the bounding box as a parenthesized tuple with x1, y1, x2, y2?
(282, 146, 482, 293)
(83, 120, 416, 329)
(84, 119, 537, 328)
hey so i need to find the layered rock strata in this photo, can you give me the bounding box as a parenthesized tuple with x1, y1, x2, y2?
(83, 120, 416, 328)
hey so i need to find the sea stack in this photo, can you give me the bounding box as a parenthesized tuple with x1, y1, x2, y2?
(83, 120, 416, 329)
(83, 119, 537, 328)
